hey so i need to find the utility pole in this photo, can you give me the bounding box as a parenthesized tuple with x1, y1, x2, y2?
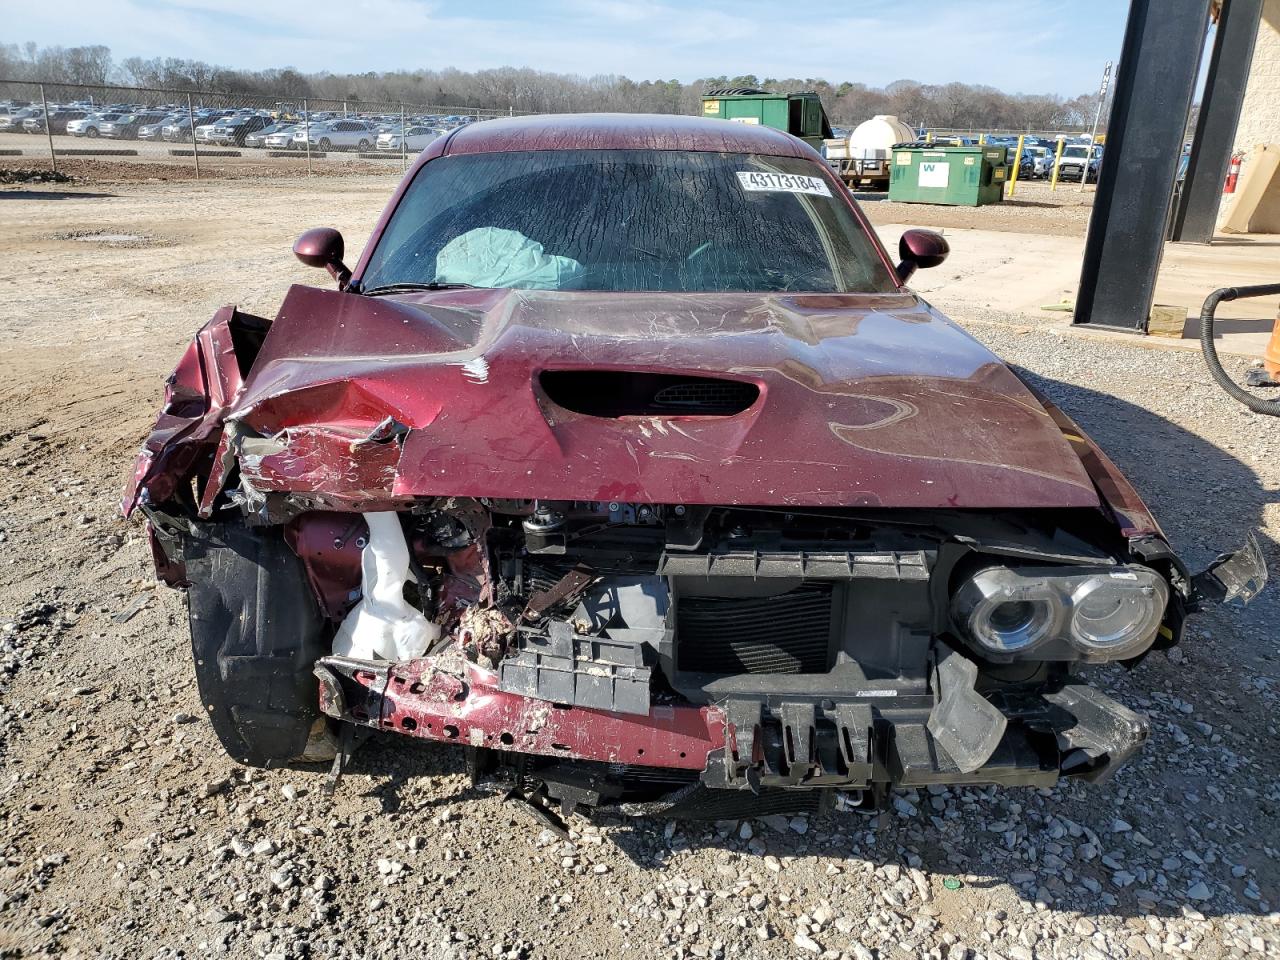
(1081, 61, 1112, 192)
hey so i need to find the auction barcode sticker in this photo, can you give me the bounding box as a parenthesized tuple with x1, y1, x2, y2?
(736, 171, 832, 197)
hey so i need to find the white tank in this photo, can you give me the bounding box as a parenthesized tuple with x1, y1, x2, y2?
(843, 115, 915, 161)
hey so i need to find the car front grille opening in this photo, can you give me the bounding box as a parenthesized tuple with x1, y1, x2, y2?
(539, 370, 759, 418)
(676, 584, 835, 675)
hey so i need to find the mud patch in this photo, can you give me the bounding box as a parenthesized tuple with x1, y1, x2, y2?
(50, 229, 167, 248)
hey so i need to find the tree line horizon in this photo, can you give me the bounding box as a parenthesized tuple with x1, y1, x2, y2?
(1, 41, 1110, 131)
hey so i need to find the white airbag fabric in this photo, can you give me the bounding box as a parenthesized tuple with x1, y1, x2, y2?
(434, 227, 584, 290)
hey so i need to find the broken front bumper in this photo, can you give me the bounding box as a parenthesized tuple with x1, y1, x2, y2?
(314, 653, 1149, 797)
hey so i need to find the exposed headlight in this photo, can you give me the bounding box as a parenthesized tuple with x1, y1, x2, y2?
(954, 568, 1064, 654)
(953, 565, 1169, 661)
(1068, 571, 1168, 655)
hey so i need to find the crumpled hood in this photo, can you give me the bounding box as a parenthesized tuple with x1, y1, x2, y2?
(220, 284, 1099, 510)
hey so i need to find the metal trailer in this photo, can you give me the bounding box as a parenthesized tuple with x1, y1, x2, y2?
(699, 88, 832, 152)
(824, 148, 893, 190)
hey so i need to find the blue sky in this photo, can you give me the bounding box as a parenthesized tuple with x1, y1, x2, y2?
(13, 0, 1130, 95)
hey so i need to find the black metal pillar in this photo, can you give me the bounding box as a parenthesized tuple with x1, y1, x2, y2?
(1073, 0, 1213, 330)
(1171, 0, 1264, 243)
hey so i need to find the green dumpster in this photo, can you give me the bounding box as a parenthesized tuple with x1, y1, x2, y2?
(700, 89, 833, 151)
(888, 146, 1008, 206)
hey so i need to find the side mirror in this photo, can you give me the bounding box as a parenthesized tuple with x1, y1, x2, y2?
(293, 227, 352, 289)
(896, 228, 949, 283)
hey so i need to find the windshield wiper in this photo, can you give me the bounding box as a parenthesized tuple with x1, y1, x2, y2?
(362, 281, 475, 295)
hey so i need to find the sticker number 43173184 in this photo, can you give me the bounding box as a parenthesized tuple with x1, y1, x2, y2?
(736, 171, 832, 197)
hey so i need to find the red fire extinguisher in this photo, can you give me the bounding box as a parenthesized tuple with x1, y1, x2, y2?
(1225, 154, 1242, 193)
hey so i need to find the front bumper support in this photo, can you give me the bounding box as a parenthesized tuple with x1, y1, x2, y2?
(315, 655, 1152, 794)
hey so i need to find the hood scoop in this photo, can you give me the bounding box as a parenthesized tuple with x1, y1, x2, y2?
(539, 370, 760, 419)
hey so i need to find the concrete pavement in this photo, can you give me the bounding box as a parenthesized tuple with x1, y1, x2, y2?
(875, 223, 1280, 360)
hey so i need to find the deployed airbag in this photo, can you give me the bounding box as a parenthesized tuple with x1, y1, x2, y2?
(434, 227, 585, 290)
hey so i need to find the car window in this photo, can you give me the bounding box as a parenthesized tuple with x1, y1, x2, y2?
(361, 149, 896, 294)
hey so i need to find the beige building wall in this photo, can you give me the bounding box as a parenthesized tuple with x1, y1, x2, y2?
(1219, 0, 1280, 232)
(1234, 0, 1280, 154)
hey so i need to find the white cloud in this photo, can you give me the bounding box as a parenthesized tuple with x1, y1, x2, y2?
(9, 0, 1124, 95)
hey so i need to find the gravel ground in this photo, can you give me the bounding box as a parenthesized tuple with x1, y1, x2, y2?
(0, 180, 1276, 960)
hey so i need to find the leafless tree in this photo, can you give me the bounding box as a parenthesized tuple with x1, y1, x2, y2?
(1, 41, 1107, 132)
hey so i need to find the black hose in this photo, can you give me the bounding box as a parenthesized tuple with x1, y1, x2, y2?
(1199, 283, 1280, 416)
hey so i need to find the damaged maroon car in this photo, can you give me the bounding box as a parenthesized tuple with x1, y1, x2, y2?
(124, 114, 1265, 820)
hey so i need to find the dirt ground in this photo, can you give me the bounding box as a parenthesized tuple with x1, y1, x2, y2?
(0, 130, 409, 183)
(0, 148, 1095, 234)
(0, 177, 1276, 960)
(857, 180, 1096, 237)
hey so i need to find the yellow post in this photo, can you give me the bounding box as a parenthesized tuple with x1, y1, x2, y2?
(925, 131, 933, 144)
(1006, 134, 1025, 197)
(1049, 138, 1065, 190)
(978, 132, 986, 145)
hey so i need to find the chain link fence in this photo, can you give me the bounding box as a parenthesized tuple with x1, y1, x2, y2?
(0, 79, 529, 179)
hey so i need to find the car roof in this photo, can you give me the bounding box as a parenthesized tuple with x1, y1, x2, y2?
(441, 112, 815, 159)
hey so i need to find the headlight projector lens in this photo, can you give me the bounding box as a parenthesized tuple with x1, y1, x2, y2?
(953, 565, 1169, 661)
(1069, 571, 1169, 657)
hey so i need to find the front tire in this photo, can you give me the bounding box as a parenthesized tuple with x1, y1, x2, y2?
(185, 520, 327, 767)
(86, 127, 99, 138)
(357, 138, 371, 152)
(318, 137, 331, 151)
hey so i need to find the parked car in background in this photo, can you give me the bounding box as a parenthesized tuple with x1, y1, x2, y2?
(375, 124, 440, 152)
(1057, 144, 1103, 182)
(1025, 146, 1052, 178)
(244, 122, 294, 149)
(67, 112, 123, 138)
(161, 117, 191, 142)
(101, 111, 169, 140)
(304, 118, 377, 152)
(162, 112, 223, 142)
(1009, 145, 1051, 180)
(138, 115, 182, 141)
(0, 106, 43, 133)
(23, 109, 88, 135)
(194, 116, 234, 143)
(264, 125, 302, 150)
(207, 114, 273, 146)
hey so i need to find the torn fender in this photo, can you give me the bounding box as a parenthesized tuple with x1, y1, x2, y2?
(121, 305, 270, 518)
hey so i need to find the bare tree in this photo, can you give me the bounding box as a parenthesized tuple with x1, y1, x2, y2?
(1, 40, 1105, 133)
